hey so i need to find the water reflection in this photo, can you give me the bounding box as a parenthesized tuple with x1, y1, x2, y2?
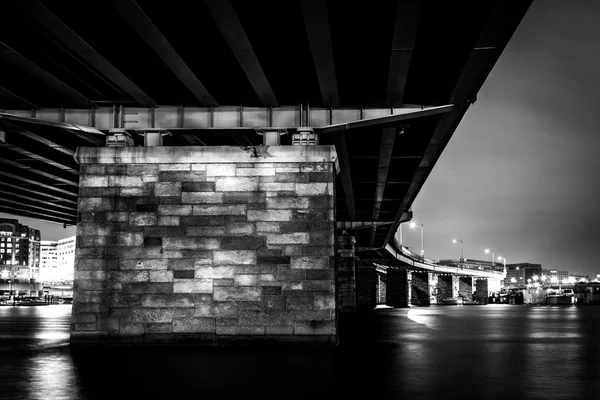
(1, 304, 600, 399)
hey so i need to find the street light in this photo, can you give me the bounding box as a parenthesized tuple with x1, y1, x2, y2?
(409, 221, 424, 258)
(452, 239, 464, 260)
(484, 248, 496, 269)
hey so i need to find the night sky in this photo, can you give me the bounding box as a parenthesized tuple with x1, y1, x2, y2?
(2, 1, 598, 276)
(407, 1, 600, 277)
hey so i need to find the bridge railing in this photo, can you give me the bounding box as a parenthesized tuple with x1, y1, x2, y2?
(391, 232, 505, 278)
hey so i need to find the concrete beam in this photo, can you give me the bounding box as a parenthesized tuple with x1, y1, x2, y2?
(301, 0, 339, 107)
(205, 0, 278, 106)
(386, 0, 421, 105)
(10, 0, 156, 107)
(111, 0, 216, 106)
(0, 41, 95, 108)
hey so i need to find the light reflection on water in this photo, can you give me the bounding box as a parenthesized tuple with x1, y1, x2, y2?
(1, 304, 599, 399)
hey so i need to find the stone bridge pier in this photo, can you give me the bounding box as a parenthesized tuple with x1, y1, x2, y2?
(71, 145, 342, 345)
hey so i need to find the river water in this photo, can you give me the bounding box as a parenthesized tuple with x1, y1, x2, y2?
(1, 304, 599, 400)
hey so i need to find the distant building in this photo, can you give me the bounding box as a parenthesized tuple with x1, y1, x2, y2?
(542, 269, 569, 284)
(39, 236, 75, 284)
(0, 218, 42, 296)
(569, 274, 590, 283)
(504, 263, 542, 288)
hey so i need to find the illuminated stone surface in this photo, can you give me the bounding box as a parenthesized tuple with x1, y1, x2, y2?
(71, 146, 338, 345)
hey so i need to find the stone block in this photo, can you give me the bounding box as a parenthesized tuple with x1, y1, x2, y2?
(173, 318, 215, 333)
(265, 233, 309, 245)
(149, 270, 174, 282)
(265, 197, 309, 209)
(207, 164, 236, 176)
(167, 259, 195, 270)
(186, 226, 226, 236)
(193, 205, 246, 215)
(191, 164, 207, 171)
(306, 270, 334, 280)
(158, 216, 180, 226)
(129, 212, 157, 226)
(258, 182, 294, 191)
(221, 236, 266, 250)
(215, 326, 265, 335)
(106, 247, 162, 259)
(78, 197, 115, 212)
(173, 270, 195, 279)
(120, 259, 168, 270)
(257, 256, 290, 265)
(276, 268, 305, 281)
(247, 210, 292, 221)
(173, 279, 213, 293)
(213, 287, 261, 301)
(124, 282, 173, 294)
(235, 274, 259, 286)
(226, 223, 255, 235)
(181, 192, 223, 204)
(130, 309, 174, 323)
(222, 192, 265, 203)
(154, 182, 182, 197)
(213, 250, 256, 265)
(287, 296, 313, 310)
(120, 187, 153, 197)
(236, 167, 275, 176)
(300, 163, 331, 173)
(157, 205, 193, 216)
(112, 270, 149, 283)
(143, 237, 162, 247)
(314, 295, 335, 310)
(163, 237, 220, 250)
(181, 182, 215, 192)
(194, 266, 235, 279)
(111, 232, 144, 247)
(215, 177, 259, 192)
(159, 171, 206, 182)
(290, 257, 329, 269)
(256, 222, 280, 232)
(108, 175, 143, 187)
(80, 175, 108, 187)
(127, 164, 159, 174)
(141, 293, 198, 308)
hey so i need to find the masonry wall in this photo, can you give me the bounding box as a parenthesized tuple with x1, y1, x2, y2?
(386, 269, 409, 307)
(357, 263, 376, 311)
(411, 271, 430, 306)
(336, 233, 357, 313)
(71, 146, 339, 345)
(475, 279, 489, 305)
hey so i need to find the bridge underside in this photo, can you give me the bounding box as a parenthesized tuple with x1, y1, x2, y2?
(0, 1, 531, 344)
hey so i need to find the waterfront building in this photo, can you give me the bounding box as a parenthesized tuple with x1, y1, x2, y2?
(0, 218, 42, 296)
(40, 236, 75, 292)
(569, 274, 589, 283)
(542, 269, 569, 285)
(503, 263, 542, 288)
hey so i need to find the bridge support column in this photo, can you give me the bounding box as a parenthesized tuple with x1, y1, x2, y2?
(336, 232, 358, 314)
(475, 278, 489, 304)
(386, 268, 409, 307)
(377, 273, 386, 305)
(457, 276, 473, 301)
(436, 274, 453, 303)
(411, 271, 430, 306)
(71, 145, 339, 345)
(357, 263, 377, 311)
